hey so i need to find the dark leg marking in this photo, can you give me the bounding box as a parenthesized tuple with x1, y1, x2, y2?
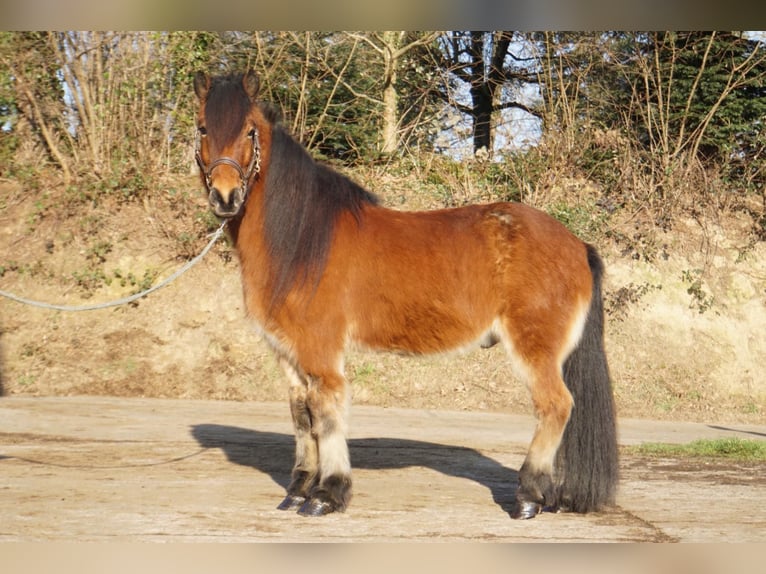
(511, 461, 557, 519)
(277, 470, 318, 511)
(297, 474, 353, 517)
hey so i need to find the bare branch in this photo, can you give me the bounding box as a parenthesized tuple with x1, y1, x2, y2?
(306, 35, 360, 150)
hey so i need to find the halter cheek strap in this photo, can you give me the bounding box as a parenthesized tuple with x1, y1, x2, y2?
(195, 127, 261, 192)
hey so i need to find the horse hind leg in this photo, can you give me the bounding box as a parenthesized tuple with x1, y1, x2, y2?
(509, 354, 574, 519)
(297, 369, 352, 517)
(276, 357, 319, 511)
(498, 318, 574, 518)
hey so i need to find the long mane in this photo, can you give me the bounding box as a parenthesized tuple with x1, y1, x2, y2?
(261, 115, 379, 308)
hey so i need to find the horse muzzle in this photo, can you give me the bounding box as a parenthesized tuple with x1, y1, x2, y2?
(209, 186, 245, 218)
(197, 153, 255, 218)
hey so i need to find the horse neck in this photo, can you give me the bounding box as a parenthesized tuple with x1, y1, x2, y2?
(228, 179, 266, 255)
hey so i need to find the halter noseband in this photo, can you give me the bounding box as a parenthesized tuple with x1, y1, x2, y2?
(195, 127, 262, 193)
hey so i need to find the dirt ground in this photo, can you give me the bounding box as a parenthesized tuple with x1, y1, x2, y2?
(1, 395, 764, 542)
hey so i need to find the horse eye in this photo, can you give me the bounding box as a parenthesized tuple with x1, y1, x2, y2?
(198, 126, 207, 136)
(247, 128, 256, 139)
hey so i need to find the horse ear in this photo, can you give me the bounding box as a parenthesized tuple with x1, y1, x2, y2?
(242, 69, 260, 101)
(193, 71, 210, 100)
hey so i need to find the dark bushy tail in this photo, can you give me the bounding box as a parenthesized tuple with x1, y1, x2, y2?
(556, 244, 619, 512)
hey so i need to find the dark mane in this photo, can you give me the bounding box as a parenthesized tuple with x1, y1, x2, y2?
(262, 117, 379, 309)
(204, 74, 251, 147)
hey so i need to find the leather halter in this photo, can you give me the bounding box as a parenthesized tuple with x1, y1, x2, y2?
(195, 127, 261, 194)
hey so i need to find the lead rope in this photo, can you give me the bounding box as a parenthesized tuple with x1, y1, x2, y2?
(0, 221, 227, 312)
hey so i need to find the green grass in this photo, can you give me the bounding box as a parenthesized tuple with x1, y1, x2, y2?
(627, 438, 766, 461)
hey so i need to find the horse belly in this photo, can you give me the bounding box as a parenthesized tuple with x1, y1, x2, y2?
(351, 313, 497, 356)
(348, 271, 500, 356)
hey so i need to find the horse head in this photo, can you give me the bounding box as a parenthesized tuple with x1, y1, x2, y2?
(193, 69, 262, 218)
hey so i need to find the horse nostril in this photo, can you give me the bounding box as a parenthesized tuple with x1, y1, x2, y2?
(209, 187, 243, 216)
(208, 188, 223, 209)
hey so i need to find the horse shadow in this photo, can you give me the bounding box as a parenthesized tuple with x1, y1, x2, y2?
(190, 423, 520, 517)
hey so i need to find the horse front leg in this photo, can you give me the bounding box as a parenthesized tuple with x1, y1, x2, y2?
(297, 370, 352, 516)
(276, 357, 319, 511)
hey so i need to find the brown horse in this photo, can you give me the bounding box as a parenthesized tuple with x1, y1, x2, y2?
(193, 70, 618, 519)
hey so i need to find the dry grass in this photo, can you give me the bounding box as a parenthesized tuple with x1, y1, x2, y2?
(1, 155, 764, 424)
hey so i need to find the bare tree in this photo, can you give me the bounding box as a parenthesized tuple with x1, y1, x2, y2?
(7, 32, 73, 182)
(433, 31, 542, 154)
(347, 31, 440, 154)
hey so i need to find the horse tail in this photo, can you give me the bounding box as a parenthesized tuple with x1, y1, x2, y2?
(556, 244, 619, 512)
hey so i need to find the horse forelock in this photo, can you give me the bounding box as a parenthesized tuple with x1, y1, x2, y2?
(262, 126, 378, 310)
(203, 75, 251, 147)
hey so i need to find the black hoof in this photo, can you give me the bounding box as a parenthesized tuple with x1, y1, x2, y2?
(297, 498, 337, 517)
(511, 499, 543, 519)
(277, 495, 305, 511)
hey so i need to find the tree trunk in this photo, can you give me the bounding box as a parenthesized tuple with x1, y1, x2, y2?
(464, 31, 513, 155)
(381, 81, 398, 154)
(471, 82, 493, 153)
(380, 31, 403, 155)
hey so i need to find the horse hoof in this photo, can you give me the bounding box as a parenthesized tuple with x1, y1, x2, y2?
(511, 500, 543, 520)
(297, 498, 336, 517)
(277, 495, 305, 511)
